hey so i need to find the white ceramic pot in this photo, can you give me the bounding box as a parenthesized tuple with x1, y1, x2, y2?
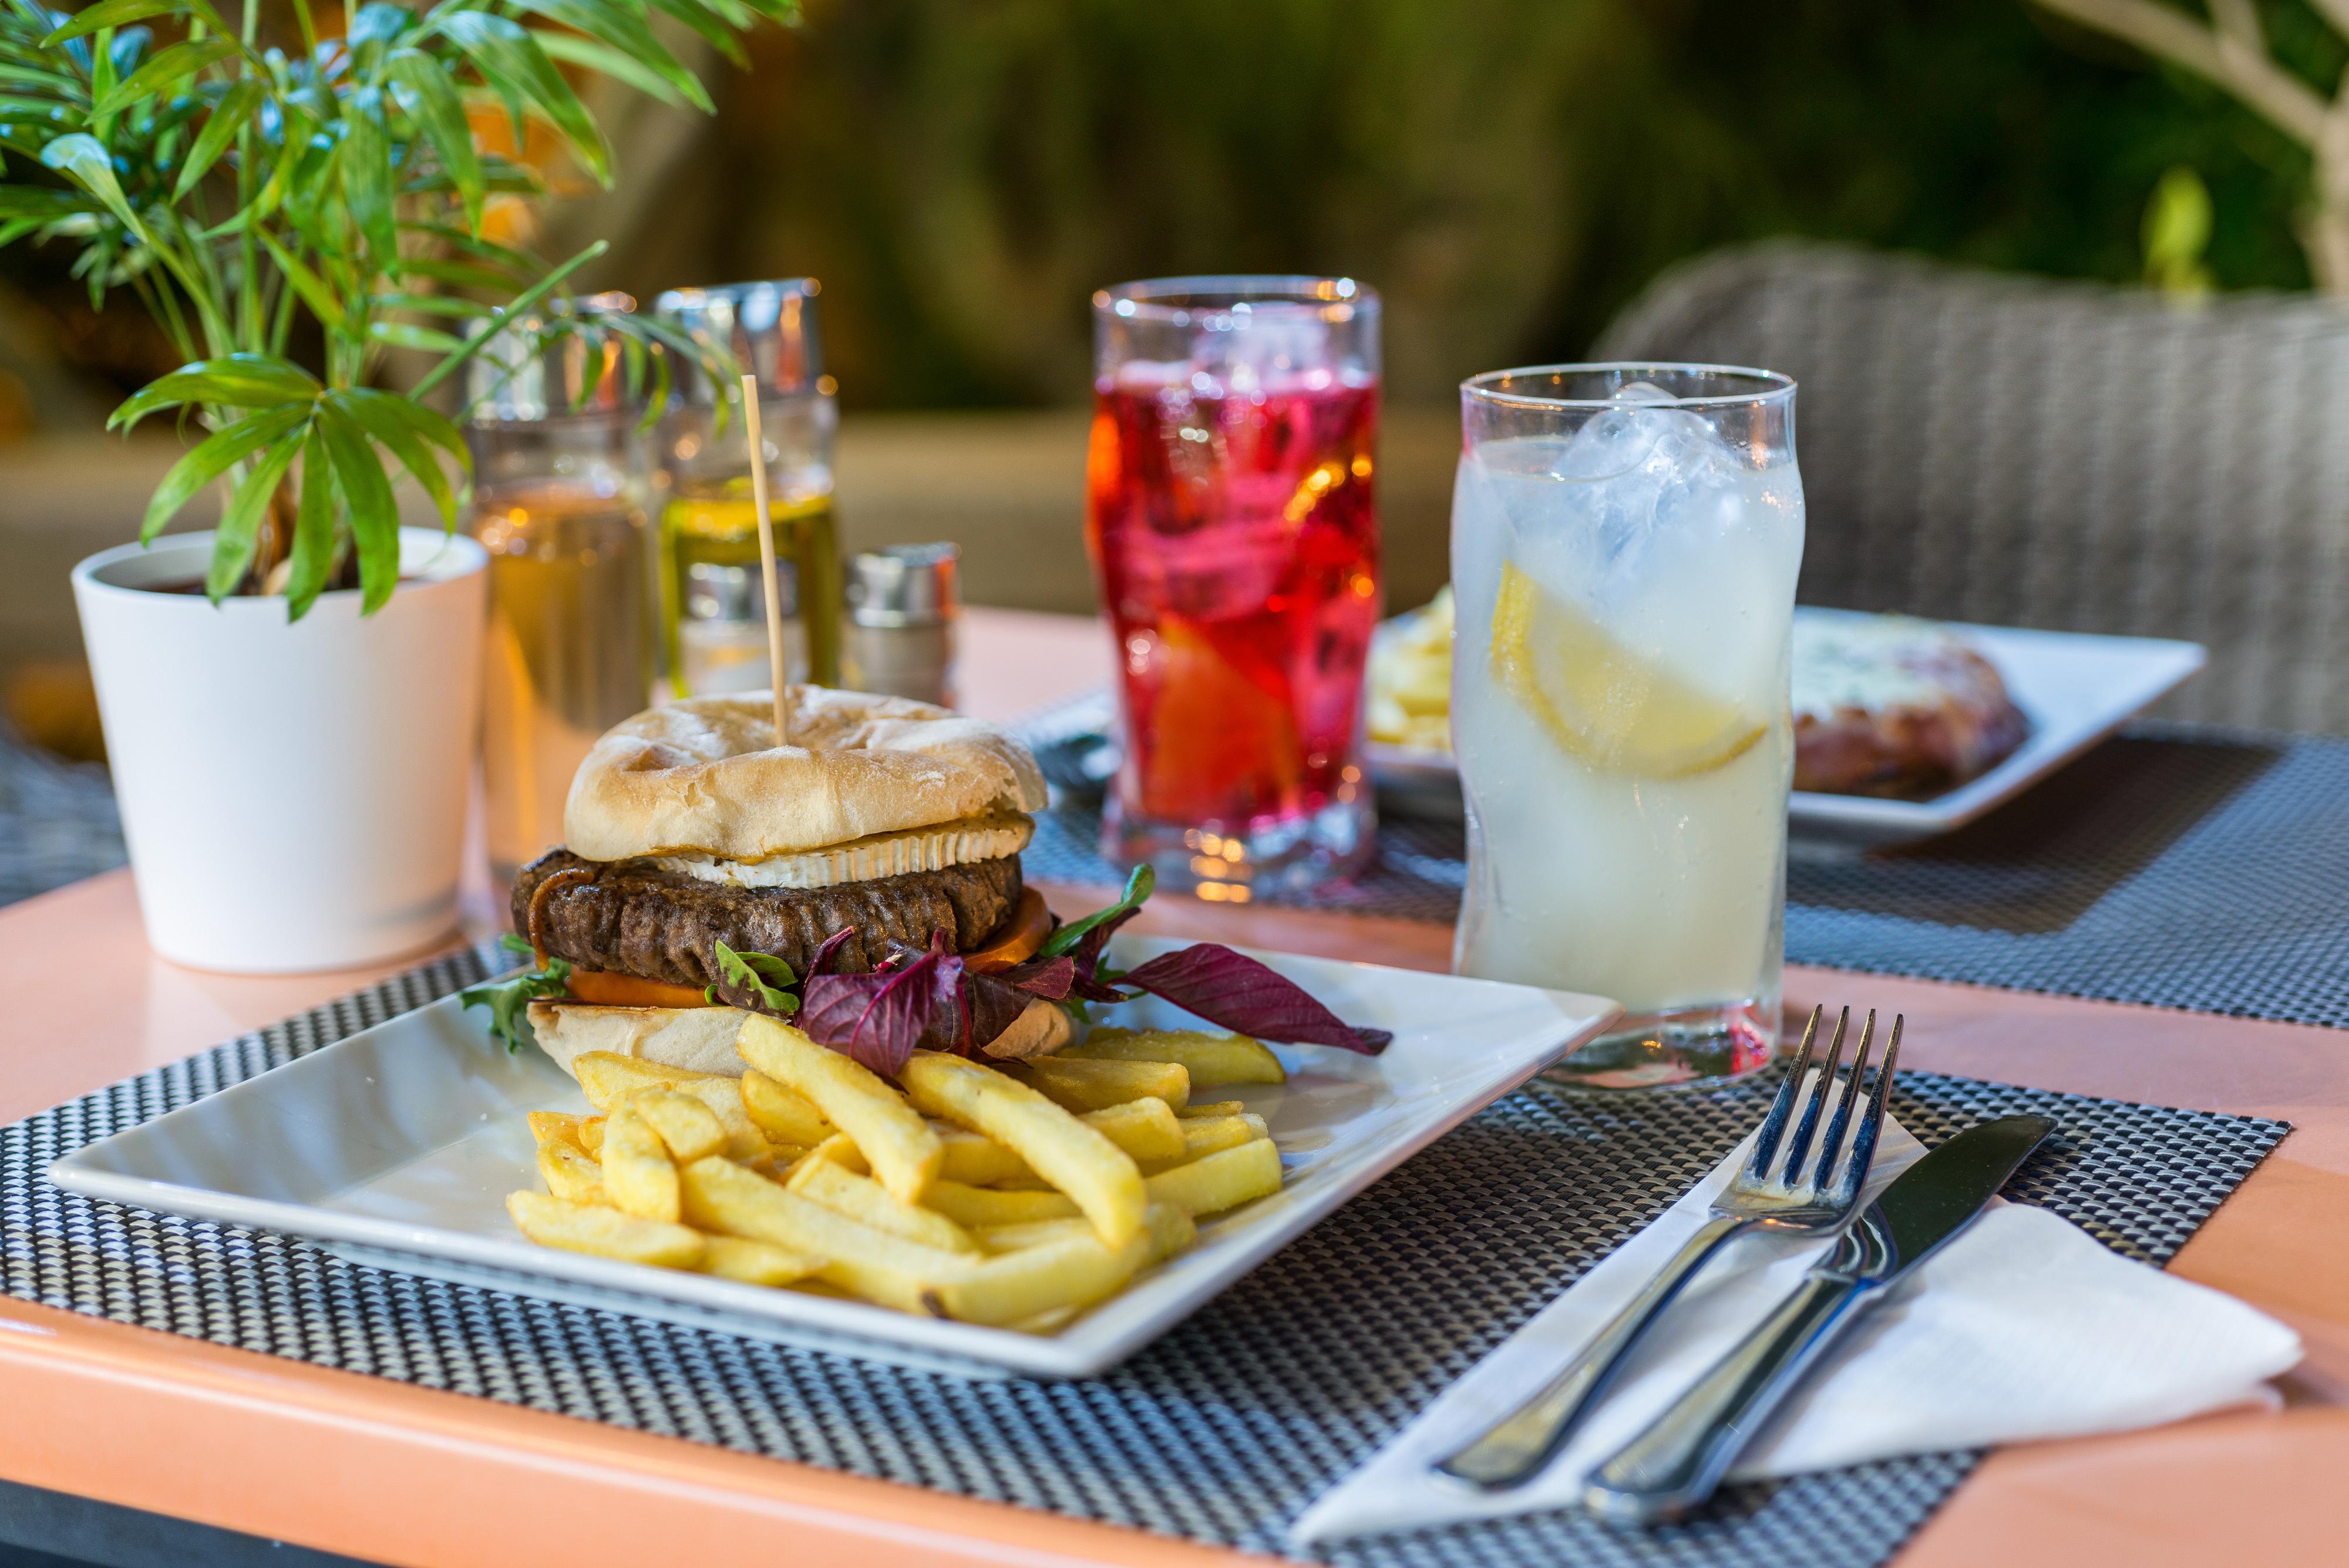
(73, 528, 488, 973)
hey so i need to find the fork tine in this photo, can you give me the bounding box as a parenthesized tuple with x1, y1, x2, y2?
(1838, 1013, 1903, 1196)
(1815, 1009, 1877, 1192)
(1745, 1005, 1821, 1181)
(1774, 1006, 1849, 1187)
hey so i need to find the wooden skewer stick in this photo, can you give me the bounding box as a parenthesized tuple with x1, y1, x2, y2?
(739, 372, 791, 748)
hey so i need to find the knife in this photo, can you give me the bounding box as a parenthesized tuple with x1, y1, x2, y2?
(1580, 1113, 2055, 1526)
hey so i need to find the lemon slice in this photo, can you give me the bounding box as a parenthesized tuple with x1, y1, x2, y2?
(1488, 561, 1765, 778)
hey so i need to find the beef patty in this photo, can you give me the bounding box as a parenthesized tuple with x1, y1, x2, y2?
(511, 849, 1023, 987)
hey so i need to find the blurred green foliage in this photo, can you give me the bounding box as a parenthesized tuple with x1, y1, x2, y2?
(11, 0, 2336, 409)
(625, 0, 2327, 408)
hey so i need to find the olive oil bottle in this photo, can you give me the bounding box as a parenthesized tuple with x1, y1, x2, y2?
(652, 281, 843, 691)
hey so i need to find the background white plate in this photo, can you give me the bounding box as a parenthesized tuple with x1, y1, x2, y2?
(1370, 607, 2206, 847)
(50, 937, 1617, 1379)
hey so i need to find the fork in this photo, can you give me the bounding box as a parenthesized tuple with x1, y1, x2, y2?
(1433, 1005, 1901, 1490)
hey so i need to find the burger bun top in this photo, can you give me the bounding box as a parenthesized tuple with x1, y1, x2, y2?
(564, 688, 1048, 863)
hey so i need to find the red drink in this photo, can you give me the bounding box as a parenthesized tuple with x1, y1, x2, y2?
(1088, 277, 1382, 894)
(1088, 373, 1381, 835)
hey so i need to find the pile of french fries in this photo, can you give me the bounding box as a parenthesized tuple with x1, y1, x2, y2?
(507, 1017, 1290, 1332)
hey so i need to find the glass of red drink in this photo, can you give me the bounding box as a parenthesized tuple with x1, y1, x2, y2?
(1086, 275, 1382, 897)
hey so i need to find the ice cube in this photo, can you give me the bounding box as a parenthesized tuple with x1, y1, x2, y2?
(1462, 402, 1749, 610)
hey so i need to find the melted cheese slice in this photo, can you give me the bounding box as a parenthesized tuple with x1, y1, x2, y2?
(654, 812, 1034, 889)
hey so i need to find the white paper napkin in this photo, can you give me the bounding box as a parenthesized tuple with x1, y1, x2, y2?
(1291, 1105, 2301, 1545)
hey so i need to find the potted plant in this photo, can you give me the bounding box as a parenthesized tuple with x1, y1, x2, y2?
(11, 0, 779, 970)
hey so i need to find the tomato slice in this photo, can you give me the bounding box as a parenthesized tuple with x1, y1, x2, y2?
(564, 969, 713, 1008)
(964, 886, 1054, 973)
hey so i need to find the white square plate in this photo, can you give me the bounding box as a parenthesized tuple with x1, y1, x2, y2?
(49, 938, 1617, 1379)
(1368, 608, 2206, 847)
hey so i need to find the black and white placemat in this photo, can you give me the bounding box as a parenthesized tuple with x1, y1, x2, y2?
(1025, 719, 2349, 1032)
(0, 944, 2288, 1568)
(0, 723, 123, 910)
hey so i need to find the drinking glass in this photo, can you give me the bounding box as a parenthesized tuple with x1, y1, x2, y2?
(465, 297, 658, 884)
(1451, 364, 1803, 1088)
(1086, 275, 1382, 898)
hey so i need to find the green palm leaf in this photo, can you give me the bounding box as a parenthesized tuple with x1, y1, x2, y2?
(327, 385, 463, 526)
(171, 75, 261, 199)
(510, 0, 711, 113)
(109, 352, 321, 430)
(284, 423, 339, 623)
(314, 401, 402, 613)
(207, 425, 307, 601)
(436, 12, 611, 186)
(93, 33, 236, 119)
(387, 47, 480, 231)
(139, 402, 310, 543)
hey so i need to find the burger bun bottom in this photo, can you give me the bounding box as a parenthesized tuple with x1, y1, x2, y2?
(525, 995, 1072, 1080)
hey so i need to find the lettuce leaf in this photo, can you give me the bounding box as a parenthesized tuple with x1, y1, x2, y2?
(1118, 943, 1391, 1055)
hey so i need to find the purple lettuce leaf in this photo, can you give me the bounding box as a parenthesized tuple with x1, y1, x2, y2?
(999, 954, 1076, 1000)
(1118, 944, 1392, 1055)
(799, 933, 955, 1075)
(808, 925, 857, 978)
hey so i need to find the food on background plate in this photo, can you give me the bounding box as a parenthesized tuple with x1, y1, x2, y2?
(1367, 595, 2031, 798)
(1366, 587, 1453, 753)
(1789, 614, 2031, 797)
(462, 682, 1397, 1332)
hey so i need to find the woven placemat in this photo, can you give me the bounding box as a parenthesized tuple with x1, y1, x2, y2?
(0, 725, 123, 910)
(1025, 720, 2349, 1032)
(0, 943, 2287, 1568)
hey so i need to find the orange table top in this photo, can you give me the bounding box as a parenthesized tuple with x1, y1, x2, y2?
(2, 606, 2344, 1567)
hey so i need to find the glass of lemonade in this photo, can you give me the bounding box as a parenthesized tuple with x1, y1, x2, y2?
(1451, 365, 1803, 1089)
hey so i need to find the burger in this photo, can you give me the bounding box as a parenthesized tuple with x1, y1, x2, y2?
(507, 687, 1059, 1075)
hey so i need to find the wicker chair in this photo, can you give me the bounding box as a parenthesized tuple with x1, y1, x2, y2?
(1596, 241, 2349, 735)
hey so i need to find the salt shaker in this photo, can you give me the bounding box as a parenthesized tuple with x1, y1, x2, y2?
(842, 544, 960, 708)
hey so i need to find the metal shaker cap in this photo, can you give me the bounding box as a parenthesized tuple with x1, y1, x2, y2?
(684, 559, 799, 623)
(463, 292, 640, 422)
(846, 544, 960, 627)
(651, 280, 828, 403)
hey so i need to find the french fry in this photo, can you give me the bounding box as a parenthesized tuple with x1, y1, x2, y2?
(923, 1179, 1082, 1227)
(1143, 1136, 1283, 1218)
(678, 1156, 973, 1313)
(1179, 1101, 1246, 1120)
(900, 1052, 1146, 1247)
(1065, 1028, 1287, 1086)
(974, 1216, 1096, 1253)
(527, 1111, 594, 1154)
(741, 1068, 834, 1148)
(619, 1087, 728, 1163)
(1008, 1056, 1190, 1114)
(699, 1234, 823, 1287)
(921, 1204, 1194, 1326)
(792, 1158, 980, 1253)
(934, 1123, 1033, 1187)
(536, 1139, 605, 1205)
(570, 1051, 770, 1159)
(786, 1132, 869, 1180)
(600, 1108, 682, 1222)
(580, 1115, 606, 1155)
(507, 1190, 702, 1269)
(983, 1100, 1182, 1185)
(1079, 1096, 1187, 1163)
(736, 1015, 941, 1203)
(1142, 1113, 1266, 1172)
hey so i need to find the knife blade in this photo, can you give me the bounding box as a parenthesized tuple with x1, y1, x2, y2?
(1581, 1113, 2055, 1526)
